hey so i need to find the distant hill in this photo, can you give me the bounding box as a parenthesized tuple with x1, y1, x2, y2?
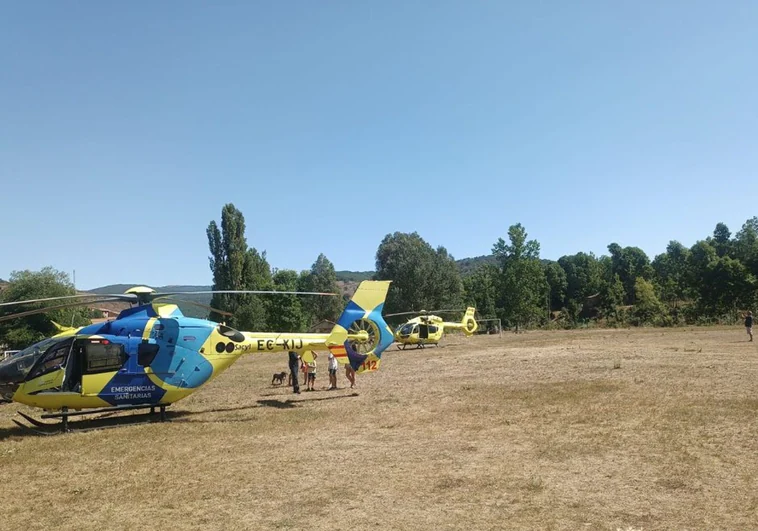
(84, 255, 500, 310)
(456, 255, 497, 276)
(88, 284, 212, 295)
(87, 284, 214, 318)
(335, 271, 373, 282)
(333, 255, 498, 281)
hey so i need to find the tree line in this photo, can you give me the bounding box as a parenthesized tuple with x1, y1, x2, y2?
(0, 268, 95, 349)
(207, 204, 344, 332)
(375, 218, 758, 330)
(2, 205, 756, 349)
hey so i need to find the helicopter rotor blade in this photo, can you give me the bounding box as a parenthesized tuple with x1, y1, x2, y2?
(384, 309, 465, 318)
(0, 297, 129, 323)
(159, 298, 234, 317)
(384, 311, 421, 318)
(152, 290, 338, 299)
(0, 293, 137, 307)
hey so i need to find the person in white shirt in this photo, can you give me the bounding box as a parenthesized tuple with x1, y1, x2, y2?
(327, 352, 339, 390)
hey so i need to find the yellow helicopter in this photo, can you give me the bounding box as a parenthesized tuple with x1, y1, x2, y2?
(0, 281, 394, 433)
(386, 307, 478, 349)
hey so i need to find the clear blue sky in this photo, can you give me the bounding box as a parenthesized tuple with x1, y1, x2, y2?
(1, 1, 756, 289)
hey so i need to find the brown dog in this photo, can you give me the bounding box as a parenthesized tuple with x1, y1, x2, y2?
(271, 372, 288, 386)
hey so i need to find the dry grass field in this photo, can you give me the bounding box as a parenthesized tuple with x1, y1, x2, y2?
(1, 327, 757, 530)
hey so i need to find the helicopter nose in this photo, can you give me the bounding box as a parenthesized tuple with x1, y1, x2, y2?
(0, 357, 25, 400)
(0, 359, 16, 382)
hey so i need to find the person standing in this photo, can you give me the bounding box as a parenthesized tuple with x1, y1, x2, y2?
(306, 352, 318, 391)
(344, 363, 356, 389)
(745, 311, 754, 342)
(288, 351, 301, 394)
(327, 351, 339, 390)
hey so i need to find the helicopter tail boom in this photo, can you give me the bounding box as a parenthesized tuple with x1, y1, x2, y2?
(443, 307, 478, 336)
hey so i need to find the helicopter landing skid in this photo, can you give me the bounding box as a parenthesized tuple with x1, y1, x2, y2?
(12, 413, 61, 436)
(13, 404, 169, 435)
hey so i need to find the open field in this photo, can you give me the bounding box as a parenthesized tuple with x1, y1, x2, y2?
(2, 328, 757, 530)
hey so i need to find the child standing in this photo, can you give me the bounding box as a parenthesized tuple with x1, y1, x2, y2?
(306, 352, 318, 391)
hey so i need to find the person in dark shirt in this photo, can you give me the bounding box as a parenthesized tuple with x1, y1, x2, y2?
(288, 351, 301, 394)
(745, 311, 753, 342)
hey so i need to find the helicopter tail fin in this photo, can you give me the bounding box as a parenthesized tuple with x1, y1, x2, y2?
(51, 321, 76, 333)
(461, 307, 478, 336)
(326, 280, 394, 373)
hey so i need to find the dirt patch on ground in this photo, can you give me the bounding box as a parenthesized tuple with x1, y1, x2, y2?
(1, 327, 757, 530)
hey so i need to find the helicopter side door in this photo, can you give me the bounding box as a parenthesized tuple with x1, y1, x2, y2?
(21, 338, 74, 395)
(80, 339, 129, 399)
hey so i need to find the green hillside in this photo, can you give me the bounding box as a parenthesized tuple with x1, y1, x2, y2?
(456, 255, 497, 276)
(335, 255, 497, 281)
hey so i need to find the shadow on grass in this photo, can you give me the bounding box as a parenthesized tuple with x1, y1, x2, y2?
(0, 393, 362, 439)
(0, 409, 168, 440)
(258, 392, 360, 408)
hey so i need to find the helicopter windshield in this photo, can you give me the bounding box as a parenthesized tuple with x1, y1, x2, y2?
(398, 324, 416, 336)
(0, 336, 71, 396)
(0, 336, 64, 374)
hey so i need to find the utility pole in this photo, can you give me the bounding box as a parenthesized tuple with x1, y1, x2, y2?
(71, 269, 77, 327)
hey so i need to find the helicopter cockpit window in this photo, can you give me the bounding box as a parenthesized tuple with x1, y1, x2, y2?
(7, 336, 61, 373)
(137, 343, 160, 367)
(399, 324, 415, 336)
(26, 339, 73, 381)
(84, 341, 126, 374)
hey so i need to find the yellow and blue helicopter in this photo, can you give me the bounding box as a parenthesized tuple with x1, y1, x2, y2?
(0, 281, 393, 432)
(386, 307, 478, 349)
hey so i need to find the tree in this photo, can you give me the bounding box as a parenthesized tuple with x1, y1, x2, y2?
(207, 204, 272, 330)
(428, 246, 465, 310)
(684, 236, 758, 317)
(734, 217, 758, 277)
(0, 267, 92, 349)
(652, 241, 691, 309)
(266, 269, 305, 332)
(543, 261, 567, 312)
(700, 257, 757, 316)
(712, 222, 732, 257)
(492, 224, 547, 331)
(688, 240, 718, 310)
(299, 254, 343, 326)
(599, 273, 626, 319)
(557, 252, 604, 312)
(463, 264, 498, 319)
(633, 278, 665, 325)
(374, 232, 464, 314)
(608, 244, 653, 304)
